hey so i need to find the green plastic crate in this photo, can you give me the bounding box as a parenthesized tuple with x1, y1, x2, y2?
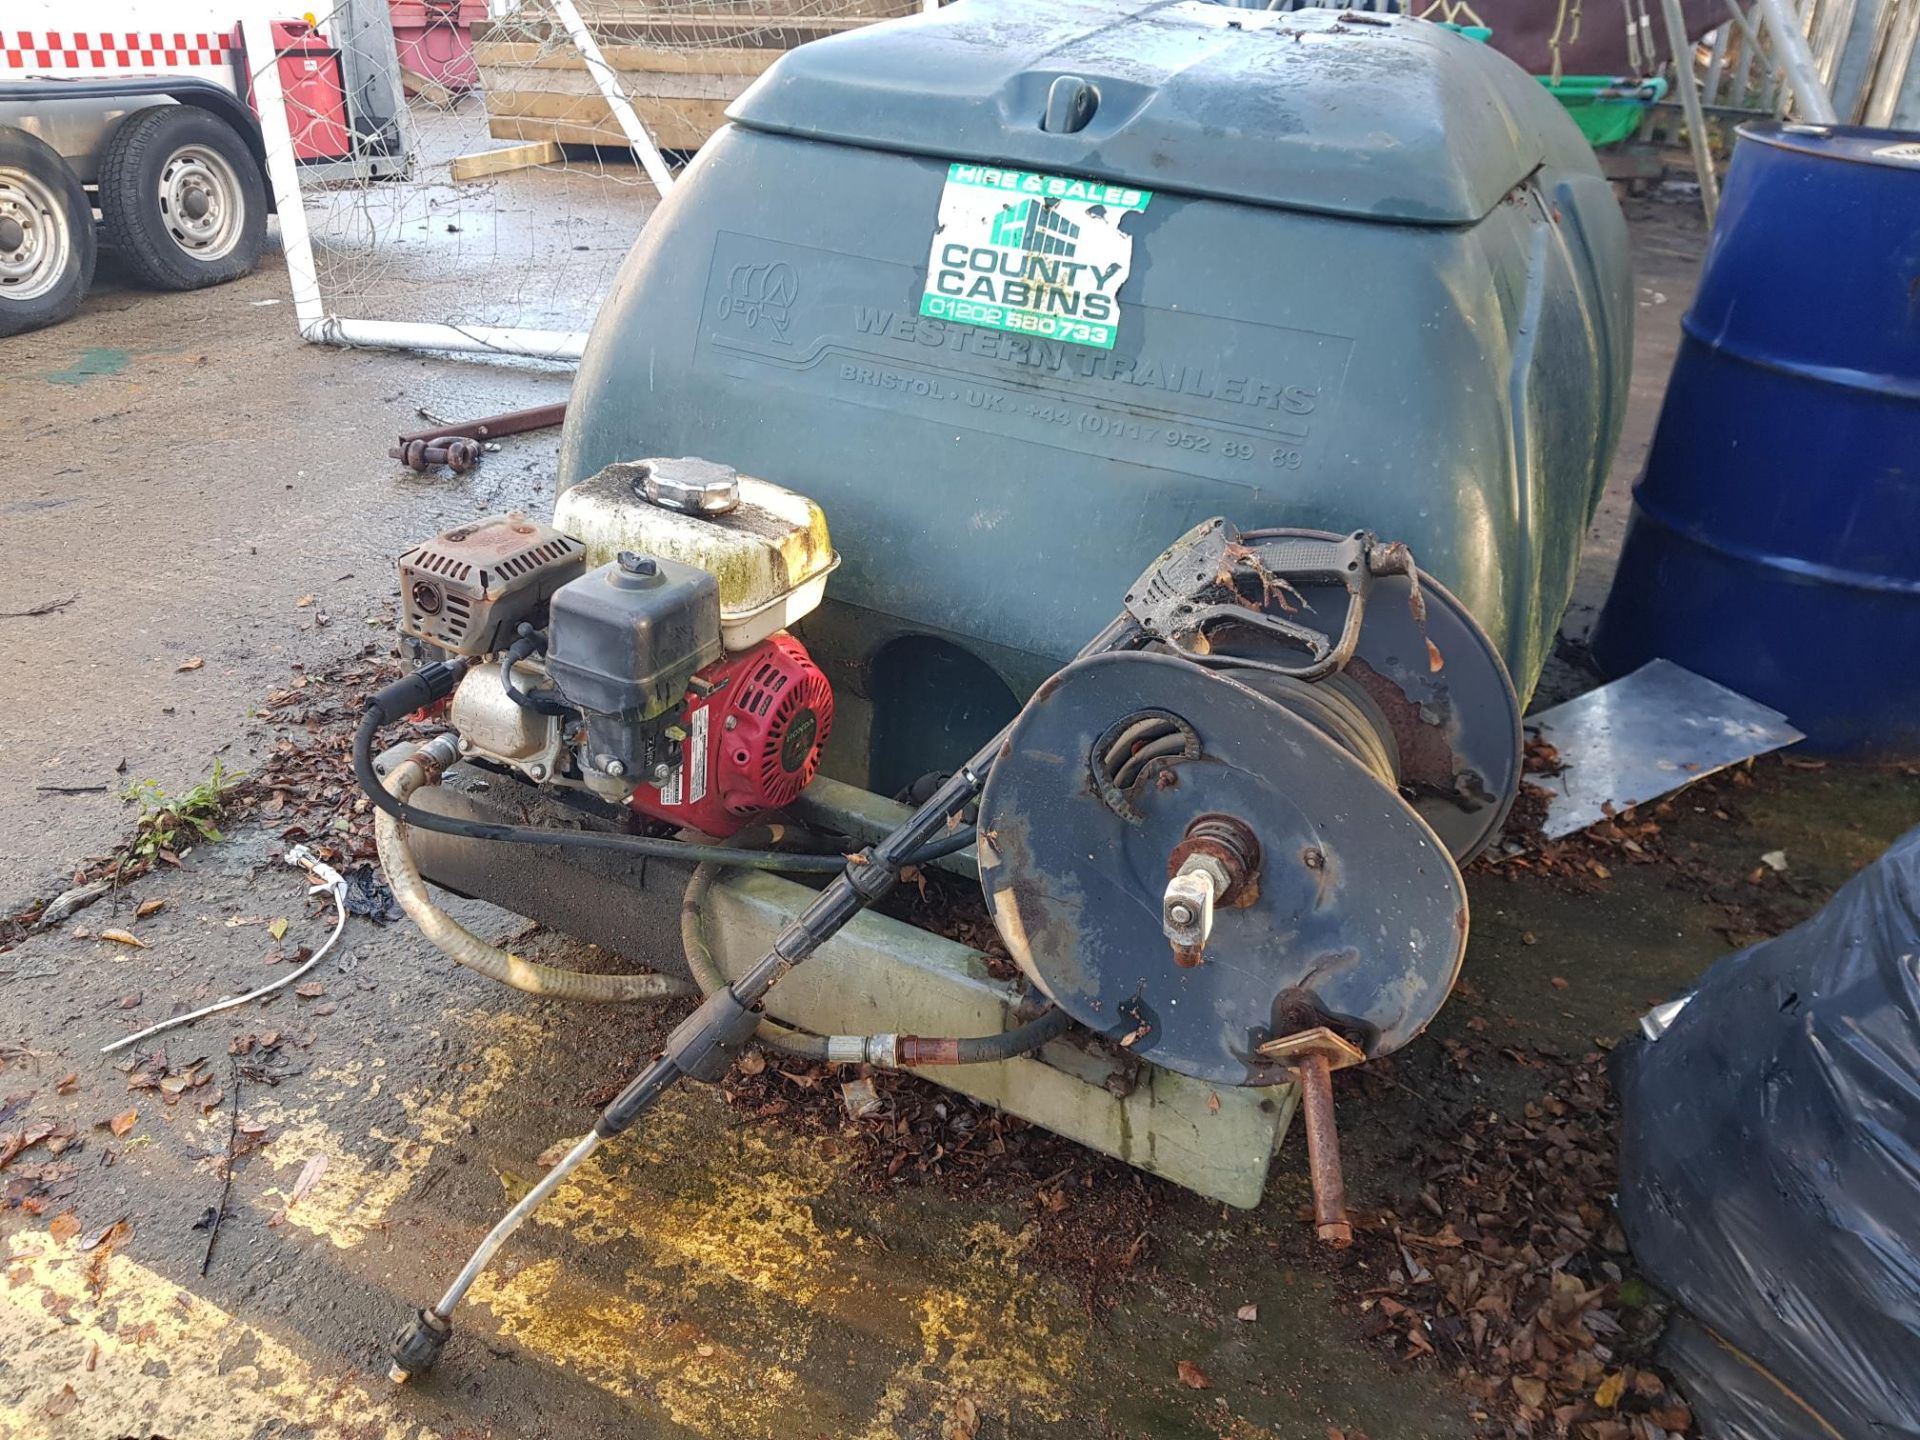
(1540, 74, 1668, 148)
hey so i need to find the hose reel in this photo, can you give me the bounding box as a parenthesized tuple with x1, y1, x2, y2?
(977, 521, 1519, 1241)
(980, 523, 1517, 1077)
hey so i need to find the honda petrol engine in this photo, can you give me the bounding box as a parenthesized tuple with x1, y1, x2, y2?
(397, 457, 837, 836)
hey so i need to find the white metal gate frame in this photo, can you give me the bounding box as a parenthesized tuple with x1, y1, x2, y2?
(247, 0, 940, 362)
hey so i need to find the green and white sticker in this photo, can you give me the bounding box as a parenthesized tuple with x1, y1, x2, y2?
(920, 163, 1151, 351)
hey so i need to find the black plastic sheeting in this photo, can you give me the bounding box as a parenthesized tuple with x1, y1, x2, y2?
(1614, 825, 1920, 1440)
(344, 865, 404, 924)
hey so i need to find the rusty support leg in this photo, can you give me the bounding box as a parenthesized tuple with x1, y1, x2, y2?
(1294, 1050, 1353, 1248)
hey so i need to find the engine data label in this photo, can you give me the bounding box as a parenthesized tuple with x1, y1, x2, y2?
(919, 164, 1151, 351)
(660, 703, 709, 807)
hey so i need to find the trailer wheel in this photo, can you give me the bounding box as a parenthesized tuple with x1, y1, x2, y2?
(99, 106, 266, 291)
(0, 127, 95, 338)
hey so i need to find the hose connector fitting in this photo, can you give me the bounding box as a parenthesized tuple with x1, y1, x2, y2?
(389, 1307, 452, 1384)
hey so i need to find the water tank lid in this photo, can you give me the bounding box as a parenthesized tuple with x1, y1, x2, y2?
(728, 0, 1548, 225)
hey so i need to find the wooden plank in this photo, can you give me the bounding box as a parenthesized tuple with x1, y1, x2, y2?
(398, 65, 454, 107)
(486, 97, 734, 151)
(471, 5, 855, 155)
(448, 139, 564, 180)
(474, 39, 784, 74)
(482, 86, 743, 120)
(480, 66, 754, 101)
(473, 15, 875, 45)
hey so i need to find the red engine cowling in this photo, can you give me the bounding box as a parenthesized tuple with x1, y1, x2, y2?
(628, 632, 832, 837)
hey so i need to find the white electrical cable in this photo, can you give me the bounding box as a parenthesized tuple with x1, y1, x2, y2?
(101, 845, 351, 1056)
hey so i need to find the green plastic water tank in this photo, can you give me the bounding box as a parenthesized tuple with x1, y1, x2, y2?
(559, 0, 1632, 793)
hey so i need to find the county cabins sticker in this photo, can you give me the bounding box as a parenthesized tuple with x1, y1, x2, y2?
(920, 164, 1151, 351)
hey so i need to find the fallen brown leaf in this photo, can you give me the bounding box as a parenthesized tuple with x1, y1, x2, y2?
(269, 1152, 330, 1226)
(941, 1395, 979, 1440)
(80, 1218, 128, 1252)
(1, 1123, 56, 1169)
(135, 898, 166, 918)
(1236, 1303, 1258, 1322)
(176, 657, 204, 673)
(48, 1211, 81, 1243)
(56, 1072, 78, 1094)
(1175, 1359, 1211, 1390)
(107, 1110, 137, 1138)
(44, 1384, 79, 1418)
(100, 928, 148, 948)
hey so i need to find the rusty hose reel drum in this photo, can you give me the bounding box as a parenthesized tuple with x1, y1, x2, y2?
(976, 527, 1520, 1091)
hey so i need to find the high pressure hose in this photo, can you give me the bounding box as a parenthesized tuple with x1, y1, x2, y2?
(679, 859, 1074, 1066)
(376, 740, 696, 1003)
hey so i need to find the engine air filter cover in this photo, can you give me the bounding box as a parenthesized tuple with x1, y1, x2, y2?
(977, 650, 1468, 1087)
(399, 513, 585, 657)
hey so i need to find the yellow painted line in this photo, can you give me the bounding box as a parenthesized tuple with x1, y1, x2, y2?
(185, 1004, 1083, 1433)
(0, 1227, 438, 1440)
(854, 1221, 1083, 1437)
(468, 1257, 820, 1433)
(251, 1012, 549, 1250)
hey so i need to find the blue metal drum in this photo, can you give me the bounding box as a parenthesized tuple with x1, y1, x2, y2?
(1592, 122, 1920, 755)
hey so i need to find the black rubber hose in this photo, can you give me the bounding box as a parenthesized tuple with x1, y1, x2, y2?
(943, 1006, 1075, 1064)
(500, 645, 572, 718)
(681, 859, 829, 1059)
(356, 671, 966, 876)
(904, 824, 976, 862)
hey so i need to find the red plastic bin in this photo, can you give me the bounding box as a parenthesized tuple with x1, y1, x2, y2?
(271, 19, 354, 161)
(388, 0, 489, 90)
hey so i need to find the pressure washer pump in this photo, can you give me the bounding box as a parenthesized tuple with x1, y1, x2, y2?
(358, 459, 1520, 1381)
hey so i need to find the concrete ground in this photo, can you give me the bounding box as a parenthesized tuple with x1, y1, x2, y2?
(2, 192, 1913, 1440)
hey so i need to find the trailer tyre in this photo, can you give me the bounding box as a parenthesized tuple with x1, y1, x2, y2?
(99, 106, 266, 291)
(0, 127, 95, 338)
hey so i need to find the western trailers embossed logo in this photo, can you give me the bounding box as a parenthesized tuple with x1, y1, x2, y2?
(920, 164, 1150, 351)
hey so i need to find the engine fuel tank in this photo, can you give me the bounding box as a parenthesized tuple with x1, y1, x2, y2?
(559, 0, 1633, 792)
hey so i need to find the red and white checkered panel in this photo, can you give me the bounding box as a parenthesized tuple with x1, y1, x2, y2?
(3, 28, 236, 72)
